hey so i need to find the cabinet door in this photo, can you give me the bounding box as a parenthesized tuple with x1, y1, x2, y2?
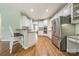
(71, 3, 79, 23)
(63, 4, 71, 17)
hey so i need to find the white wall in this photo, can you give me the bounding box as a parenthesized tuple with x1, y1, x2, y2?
(0, 9, 21, 38)
(38, 21, 44, 27)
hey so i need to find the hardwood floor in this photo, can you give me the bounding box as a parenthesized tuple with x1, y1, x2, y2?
(12, 36, 79, 56)
(1, 36, 79, 56)
(14, 36, 69, 56)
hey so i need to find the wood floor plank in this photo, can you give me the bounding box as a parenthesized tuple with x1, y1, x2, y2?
(35, 37, 49, 56)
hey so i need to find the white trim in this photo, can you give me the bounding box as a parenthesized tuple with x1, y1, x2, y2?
(23, 43, 35, 49)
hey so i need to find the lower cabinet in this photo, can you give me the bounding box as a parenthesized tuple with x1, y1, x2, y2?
(67, 37, 79, 53)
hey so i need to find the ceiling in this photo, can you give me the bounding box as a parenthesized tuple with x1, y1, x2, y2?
(0, 3, 67, 20)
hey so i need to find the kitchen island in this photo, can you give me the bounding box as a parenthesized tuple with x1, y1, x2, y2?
(16, 27, 37, 49)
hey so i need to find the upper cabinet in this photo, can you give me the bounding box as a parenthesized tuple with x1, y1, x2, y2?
(71, 3, 79, 23)
(63, 4, 71, 17)
(20, 16, 32, 28)
(57, 4, 71, 19)
(51, 3, 79, 24)
(57, 4, 71, 24)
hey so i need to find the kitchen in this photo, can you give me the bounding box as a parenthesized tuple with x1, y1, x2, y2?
(0, 3, 79, 56)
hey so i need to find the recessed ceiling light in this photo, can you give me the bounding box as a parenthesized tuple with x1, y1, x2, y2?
(30, 8, 34, 12)
(46, 9, 49, 12)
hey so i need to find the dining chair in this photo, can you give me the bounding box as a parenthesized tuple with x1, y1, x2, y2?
(9, 26, 24, 54)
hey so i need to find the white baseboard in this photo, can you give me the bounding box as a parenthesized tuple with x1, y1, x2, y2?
(22, 43, 36, 49)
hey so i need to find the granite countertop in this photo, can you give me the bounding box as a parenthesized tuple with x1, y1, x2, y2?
(16, 28, 37, 33)
(28, 31, 37, 33)
(16, 28, 28, 30)
(16, 26, 29, 30)
(68, 36, 79, 43)
(68, 36, 79, 40)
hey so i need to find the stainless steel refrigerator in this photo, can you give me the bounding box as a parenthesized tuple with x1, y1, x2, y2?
(52, 15, 75, 51)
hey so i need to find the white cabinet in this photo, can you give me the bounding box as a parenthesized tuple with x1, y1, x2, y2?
(58, 10, 63, 17)
(57, 4, 71, 18)
(28, 32, 37, 47)
(19, 29, 37, 49)
(20, 16, 31, 28)
(63, 4, 71, 16)
(67, 37, 79, 53)
(19, 30, 28, 49)
(71, 3, 79, 23)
